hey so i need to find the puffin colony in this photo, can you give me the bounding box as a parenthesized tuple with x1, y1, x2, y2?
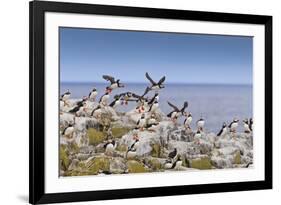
(59, 73, 253, 176)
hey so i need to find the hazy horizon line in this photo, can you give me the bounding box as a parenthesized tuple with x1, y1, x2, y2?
(61, 81, 252, 86)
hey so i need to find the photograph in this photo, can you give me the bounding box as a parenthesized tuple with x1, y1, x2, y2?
(59, 27, 254, 177)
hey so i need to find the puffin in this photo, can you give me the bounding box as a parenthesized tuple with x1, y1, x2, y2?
(145, 72, 166, 91)
(167, 101, 188, 120)
(145, 122, 159, 131)
(104, 140, 117, 154)
(148, 93, 159, 105)
(168, 148, 177, 160)
(102, 75, 124, 90)
(217, 122, 228, 137)
(183, 112, 192, 128)
(148, 100, 159, 113)
(91, 105, 102, 118)
(69, 103, 86, 116)
(137, 113, 146, 130)
(61, 90, 71, 101)
(229, 118, 239, 132)
(194, 128, 201, 140)
(88, 88, 98, 101)
(109, 95, 121, 108)
(61, 123, 75, 138)
(76, 96, 88, 107)
(243, 119, 251, 133)
(99, 87, 111, 106)
(196, 118, 205, 131)
(120, 92, 133, 105)
(249, 118, 253, 131)
(126, 136, 140, 159)
(164, 157, 182, 170)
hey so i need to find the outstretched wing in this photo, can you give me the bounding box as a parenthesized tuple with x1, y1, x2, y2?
(102, 75, 115, 84)
(145, 72, 156, 85)
(141, 86, 150, 97)
(167, 101, 180, 111)
(180, 101, 188, 112)
(158, 76, 166, 84)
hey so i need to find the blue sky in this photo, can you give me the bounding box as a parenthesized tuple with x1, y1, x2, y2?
(60, 27, 253, 84)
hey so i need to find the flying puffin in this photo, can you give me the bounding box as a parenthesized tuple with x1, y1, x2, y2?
(196, 118, 205, 131)
(243, 119, 251, 133)
(137, 113, 146, 130)
(167, 101, 188, 120)
(148, 92, 159, 105)
(88, 88, 98, 101)
(229, 118, 239, 132)
(148, 100, 159, 113)
(61, 90, 71, 101)
(183, 112, 192, 128)
(168, 148, 177, 160)
(120, 92, 133, 105)
(99, 87, 111, 106)
(102, 75, 124, 90)
(145, 72, 166, 91)
(109, 95, 121, 108)
(104, 140, 117, 154)
(217, 122, 228, 137)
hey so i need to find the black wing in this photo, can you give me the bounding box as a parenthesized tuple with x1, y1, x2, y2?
(61, 126, 69, 135)
(69, 106, 80, 113)
(217, 128, 223, 136)
(145, 72, 156, 85)
(167, 111, 175, 117)
(142, 87, 150, 97)
(180, 101, 188, 112)
(158, 76, 166, 84)
(168, 149, 177, 158)
(91, 106, 100, 116)
(167, 101, 180, 111)
(102, 75, 115, 84)
(148, 94, 157, 104)
(109, 100, 116, 107)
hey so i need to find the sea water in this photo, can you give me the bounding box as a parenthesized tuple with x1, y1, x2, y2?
(60, 82, 252, 133)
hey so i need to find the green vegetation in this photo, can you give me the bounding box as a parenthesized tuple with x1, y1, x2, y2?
(190, 157, 212, 170)
(127, 160, 147, 173)
(87, 128, 106, 146)
(111, 127, 131, 138)
(234, 151, 241, 164)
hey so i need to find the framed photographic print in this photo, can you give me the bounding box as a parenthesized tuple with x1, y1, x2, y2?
(29, 0, 272, 204)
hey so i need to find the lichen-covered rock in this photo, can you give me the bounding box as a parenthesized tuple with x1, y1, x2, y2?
(189, 157, 212, 170)
(87, 128, 106, 146)
(109, 157, 127, 174)
(127, 160, 147, 173)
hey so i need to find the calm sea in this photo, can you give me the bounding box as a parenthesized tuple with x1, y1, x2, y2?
(60, 82, 253, 133)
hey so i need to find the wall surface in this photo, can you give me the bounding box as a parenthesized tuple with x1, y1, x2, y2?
(0, 0, 279, 204)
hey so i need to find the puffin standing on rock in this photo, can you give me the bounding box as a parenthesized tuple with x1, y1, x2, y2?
(99, 87, 111, 106)
(184, 112, 192, 128)
(126, 135, 140, 159)
(61, 90, 71, 101)
(109, 95, 121, 108)
(243, 119, 251, 133)
(168, 148, 177, 160)
(217, 122, 228, 137)
(104, 140, 117, 154)
(137, 114, 146, 130)
(62, 123, 75, 139)
(229, 118, 239, 132)
(196, 118, 205, 131)
(88, 88, 98, 101)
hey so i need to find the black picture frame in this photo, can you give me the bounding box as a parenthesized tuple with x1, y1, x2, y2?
(29, 0, 272, 204)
